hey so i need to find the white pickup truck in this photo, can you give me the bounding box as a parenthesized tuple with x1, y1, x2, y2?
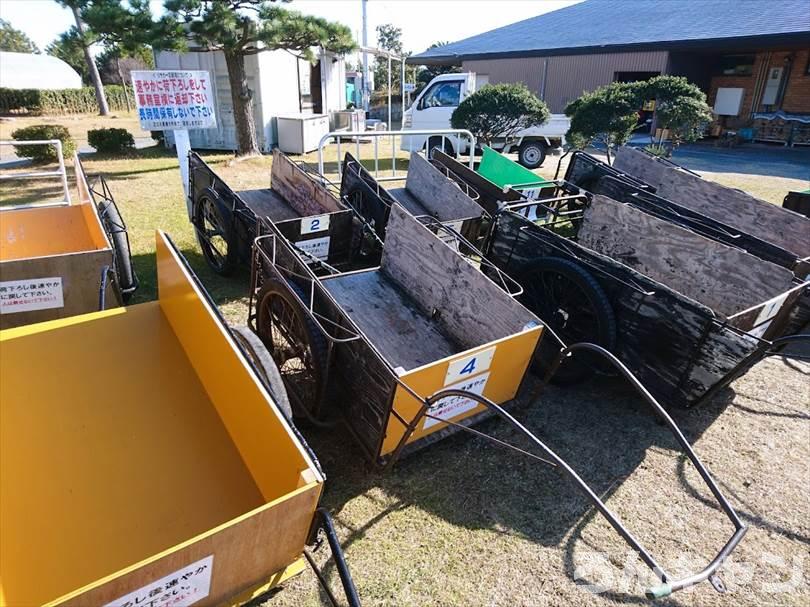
(401, 72, 569, 168)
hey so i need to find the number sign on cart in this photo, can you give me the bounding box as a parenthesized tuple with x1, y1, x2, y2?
(131, 70, 217, 216)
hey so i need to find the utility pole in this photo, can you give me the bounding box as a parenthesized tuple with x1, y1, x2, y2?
(70, 3, 109, 116)
(361, 0, 370, 112)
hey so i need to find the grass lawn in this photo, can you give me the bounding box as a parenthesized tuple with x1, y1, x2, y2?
(1, 115, 808, 606)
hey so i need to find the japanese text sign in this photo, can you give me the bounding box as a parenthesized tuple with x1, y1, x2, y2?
(103, 555, 214, 607)
(0, 277, 64, 314)
(131, 70, 217, 131)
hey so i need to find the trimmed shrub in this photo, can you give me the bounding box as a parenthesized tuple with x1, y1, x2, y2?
(11, 124, 76, 163)
(150, 130, 165, 145)
(88, 127, 135, 154)
(0, 86, 131, 116)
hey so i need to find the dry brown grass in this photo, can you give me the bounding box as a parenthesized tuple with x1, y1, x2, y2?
(2, 118, 807, 605)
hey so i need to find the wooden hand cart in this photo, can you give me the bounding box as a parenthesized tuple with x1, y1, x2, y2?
(189, 149, 363, 275)
(247, 203, 748, 599)
(0, 146, 137, 328)
(429, 151, 810, 407)
(0, 232, 358, 607)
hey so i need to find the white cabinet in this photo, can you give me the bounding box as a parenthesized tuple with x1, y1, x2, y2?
(277, 114, 330, 154)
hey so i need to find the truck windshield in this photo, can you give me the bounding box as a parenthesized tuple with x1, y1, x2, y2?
(421, 81, 462, 109)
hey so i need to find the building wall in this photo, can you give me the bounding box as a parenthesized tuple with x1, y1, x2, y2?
(463, 51, 670, 112)
(707, 49, 810, 125)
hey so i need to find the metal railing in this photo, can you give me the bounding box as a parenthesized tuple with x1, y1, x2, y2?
(0, 139, 71, 208)
(317, 129, 476, 184)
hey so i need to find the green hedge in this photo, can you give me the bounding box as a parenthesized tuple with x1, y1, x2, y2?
(88, 127, 135, 154)
(0, 86, 132, 115)
(11, 125, 76, 163)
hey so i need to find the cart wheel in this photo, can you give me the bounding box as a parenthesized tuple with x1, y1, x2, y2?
(427, 136, 454, 159)
(519, 256, 617, 384)
(231, 325, 293, 420)
(255, 281, 328, 418)
(97, 197, 138, 302)
(193, 187, 237, 276)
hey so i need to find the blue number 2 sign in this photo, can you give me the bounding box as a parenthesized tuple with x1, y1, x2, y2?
(301, 213, 330, 235)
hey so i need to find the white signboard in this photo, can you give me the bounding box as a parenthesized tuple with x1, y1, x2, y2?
(103, 555, 213, 607)
(747, 291, 790, 338)
(131, 70, 217, 131)
(403, 83, 416, 93)
(444, 346, 496, 385)
(424, 372, 490, 429)
(295, 236, 331, 260)
(301, 214, 330, 235)
(0, 277, 63, 314)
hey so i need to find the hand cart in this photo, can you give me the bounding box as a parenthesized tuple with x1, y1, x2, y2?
(247, 203, 748, 599)
(339, 150, 487, 247)
(0, 232, 358, 607)
(430, 150, 810, 407)
(189, 149, 360, 275)
(0, 144, 136, 328)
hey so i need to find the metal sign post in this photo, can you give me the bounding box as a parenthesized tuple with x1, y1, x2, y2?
(131, 70, 217, 219)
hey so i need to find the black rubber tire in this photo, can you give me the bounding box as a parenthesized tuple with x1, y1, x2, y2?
(255, 280, 329, 418)
(519, 256, 616, 385)
(518, 140, 546, 169)
(193, 187, 238, 276)
(426, 136, 454, 160)
(231, 325, 293, 420)
(97, 198, 138, 303)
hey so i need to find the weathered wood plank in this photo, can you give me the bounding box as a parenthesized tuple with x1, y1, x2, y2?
(381, 204, 538, 350)
(578, 195, 795, 317)
(487, 210, 761, 407)
(270, 149, 342, 216)
(656, 169, 810, 257)
(613, 146, 810, 257)
(404, 151, 483, 221)
(238, 188, 301, 222)
(323, 270, 458, 371)
(613, 146, 672, 186)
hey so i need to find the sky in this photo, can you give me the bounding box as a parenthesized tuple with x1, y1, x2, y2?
(0, 0, 581, 56)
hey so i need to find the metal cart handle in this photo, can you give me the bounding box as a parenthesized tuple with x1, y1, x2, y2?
(397, 342, 745, 598)
(306, 508, 361, 607)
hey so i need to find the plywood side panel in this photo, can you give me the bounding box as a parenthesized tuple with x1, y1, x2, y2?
(271, 149, 342, 216)
(155, 231, 319, 499)
(0, 249, 116, 329)
(656, 169, 810, 257)
(613, 146, 671, 185)
(404, 152, 482, 221)
(52, 484, 320, 607)
(381, 205, 538, 349)
(578, 195, 795, 316)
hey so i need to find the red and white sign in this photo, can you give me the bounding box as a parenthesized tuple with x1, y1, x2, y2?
(0, 277, 63, 314)
(131, 70, 217, 131)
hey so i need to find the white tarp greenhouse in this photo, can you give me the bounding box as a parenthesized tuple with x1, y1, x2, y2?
(0, 52, 82, 90)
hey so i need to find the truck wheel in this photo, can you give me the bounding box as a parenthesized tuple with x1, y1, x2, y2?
(426, 136, 454, 159)
(518, 256, 616, 385)
(231, 325, 293, 420)
(518, 140, 546, 169)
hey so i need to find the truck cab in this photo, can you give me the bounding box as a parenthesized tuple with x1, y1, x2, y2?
(401, 72, 569, 169)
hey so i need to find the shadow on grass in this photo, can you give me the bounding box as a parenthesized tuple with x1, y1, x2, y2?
(297, 373, 735, 598)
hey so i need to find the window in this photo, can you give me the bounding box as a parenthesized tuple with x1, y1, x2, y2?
(717, 55, 755, 76)
(419, 81, 462, 109)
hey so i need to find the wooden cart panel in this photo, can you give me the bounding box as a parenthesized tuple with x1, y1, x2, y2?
(0, 202, 116, 328)
(381, 329, 541, 455)
(0, 232, 321, 606)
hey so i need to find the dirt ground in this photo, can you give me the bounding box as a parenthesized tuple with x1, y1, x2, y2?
(1, 124, 808, 605)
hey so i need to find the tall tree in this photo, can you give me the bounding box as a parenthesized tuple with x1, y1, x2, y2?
(161, 0, 355, 156)
(46, 28, 90, 85)
(56, 1, 109, 115)
(373, 23, 409, 93)
(0, 18, 39, 53)
(86, 0, 355, 156)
